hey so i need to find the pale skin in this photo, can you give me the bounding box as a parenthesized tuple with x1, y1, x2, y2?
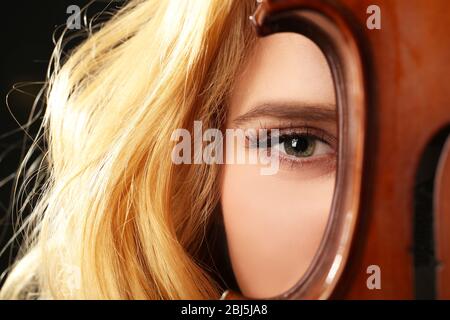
(221, 33, 337, 298)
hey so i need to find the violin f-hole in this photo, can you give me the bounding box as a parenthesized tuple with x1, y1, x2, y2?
(414, 126, 450, 299)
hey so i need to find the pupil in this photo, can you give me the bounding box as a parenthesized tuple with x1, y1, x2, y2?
(291, 137, 308, 152)
(283, 135, 315, 157)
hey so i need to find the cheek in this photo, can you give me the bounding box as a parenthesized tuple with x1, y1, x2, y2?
(220, 163, 335, 298)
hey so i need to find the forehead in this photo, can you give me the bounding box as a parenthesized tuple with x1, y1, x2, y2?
(229, 32, 336, 119)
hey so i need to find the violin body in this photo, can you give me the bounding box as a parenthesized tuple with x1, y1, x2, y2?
(329, 0, 450, 300)
(231, 0, 450, 300)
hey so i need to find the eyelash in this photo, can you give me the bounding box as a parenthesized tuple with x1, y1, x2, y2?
(245, 126, 337, 170)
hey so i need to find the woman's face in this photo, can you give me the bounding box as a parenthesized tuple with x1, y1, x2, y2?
(221, 33, 337, 298)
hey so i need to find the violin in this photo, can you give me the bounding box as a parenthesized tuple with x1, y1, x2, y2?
(224, 0, 450, 300)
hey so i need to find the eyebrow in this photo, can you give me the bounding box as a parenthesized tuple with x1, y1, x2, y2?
(232, 102, 337, 126)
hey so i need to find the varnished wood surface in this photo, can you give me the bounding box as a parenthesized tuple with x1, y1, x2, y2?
(243, 0, 450, 300)
(333, 0, 450, 299)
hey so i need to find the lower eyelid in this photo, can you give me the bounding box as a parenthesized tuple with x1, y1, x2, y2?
(278, 152, 337, 176)
(274, 138, 333, 156)
(245, 145, 337, 177)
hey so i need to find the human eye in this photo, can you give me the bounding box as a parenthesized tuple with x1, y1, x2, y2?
(246, 126, 337, 173)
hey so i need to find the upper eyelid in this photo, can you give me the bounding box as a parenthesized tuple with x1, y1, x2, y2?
(233, 118, 337, 136)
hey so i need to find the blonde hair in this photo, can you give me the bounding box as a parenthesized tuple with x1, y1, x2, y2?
(1, 0, 256, 299)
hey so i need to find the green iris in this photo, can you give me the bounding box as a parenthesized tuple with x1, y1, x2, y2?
(282, 135, 316, 157)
